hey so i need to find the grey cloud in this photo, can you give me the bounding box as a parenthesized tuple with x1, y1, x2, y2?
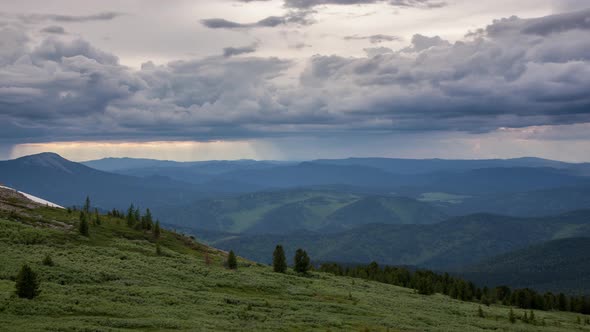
(344, 34, 401, 43)
(223, 43, 258, 57)
(19, 11, 123, 23)
(2, 9, 590, 143)
(40, 25, 66, 34)
(201, 10, 314, 29)
(487, 8, 590, 36)
(283, 0, 445, 9)
(364, 47, 393, 57)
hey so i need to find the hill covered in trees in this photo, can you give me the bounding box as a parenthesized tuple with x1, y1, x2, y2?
(208, 211, 590, 273)
(157, 189, 447, 234)
(1, 187, 589, 331)
(459, 237, 590, 295)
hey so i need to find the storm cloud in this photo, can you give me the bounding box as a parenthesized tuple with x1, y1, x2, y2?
(1, 9, 590, 143)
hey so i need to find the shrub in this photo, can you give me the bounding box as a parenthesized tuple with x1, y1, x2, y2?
(42, 254, 54, 266)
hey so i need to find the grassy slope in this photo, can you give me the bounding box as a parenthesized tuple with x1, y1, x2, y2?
(0, 207, 589, 331)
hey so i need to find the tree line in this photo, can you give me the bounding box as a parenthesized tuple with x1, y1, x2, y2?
(318, 261, 590, 315)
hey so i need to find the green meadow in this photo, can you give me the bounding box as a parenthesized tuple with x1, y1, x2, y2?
(0, 205, 588, 331)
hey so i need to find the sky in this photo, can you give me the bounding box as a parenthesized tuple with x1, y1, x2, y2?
(1, 0, 590, 162)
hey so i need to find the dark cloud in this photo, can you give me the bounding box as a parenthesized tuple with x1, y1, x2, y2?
(201, 10, 314, 29)
(40, 25, 66, 34)
(13, 11, 124, 23)
(1, 9, 590, 143)
(223, 43, 258, 57)
(283, 0, 446, 9)
(344, 34, 401, 43)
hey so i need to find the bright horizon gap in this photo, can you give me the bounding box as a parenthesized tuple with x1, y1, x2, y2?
(5, 139, 590, 163)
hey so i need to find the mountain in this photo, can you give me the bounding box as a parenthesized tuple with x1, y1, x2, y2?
(157, 190, 446, 234)
(314, 157, 590, 175)
(321, 195, 447, 232)
(459, 237, 590, 295)
(81, 157, 186, 171)
(442, 185, 590, 217)
(83, 157, 293, 185)
(0, 153, 204, 210)
(3, 180, 583, 331)
(206, 210, 590, 270)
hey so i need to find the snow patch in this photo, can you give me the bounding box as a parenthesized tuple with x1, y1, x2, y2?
(0, 185, 64, 209)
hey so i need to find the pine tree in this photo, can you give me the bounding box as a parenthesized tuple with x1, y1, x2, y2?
(478, 305, 485, 318)
(227, 250, 238, 270)
(134, 207, 141, 225)
(272, 245, 287, 273)
(83, 196, 91, 214)
(529, 310, 535, 323)
(79, 211, 89, 237)
(154, 220, 161, 239)
(15, 264, 40, 299)
(294, 248, 310, 274)
(42, 254, 54, 266)
(144, 209, 153, 230)
(509, 308, 516, 323)
(126, 204, 136, 227)
(94, 208, 101, 226)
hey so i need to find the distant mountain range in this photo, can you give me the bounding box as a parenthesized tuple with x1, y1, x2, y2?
(3, 152, 590, 225)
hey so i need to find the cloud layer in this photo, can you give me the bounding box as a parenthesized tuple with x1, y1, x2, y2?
(1, 9, 590, 143)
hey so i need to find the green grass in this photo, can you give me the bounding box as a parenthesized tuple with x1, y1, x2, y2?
(0, 206, 589, 331)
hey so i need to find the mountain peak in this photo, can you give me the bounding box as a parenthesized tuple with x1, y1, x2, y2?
(16, 152, 76, 173)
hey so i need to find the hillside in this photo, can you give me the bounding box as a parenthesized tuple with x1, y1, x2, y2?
(157, 190, 446, 234)
(208, 211, 590, 271)
(460, 238, 590, 295)
(0, 188, 588, 331)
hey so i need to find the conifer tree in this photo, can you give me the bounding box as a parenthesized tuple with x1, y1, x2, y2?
(529, 310, 535, 323)
(144, 209, 153, 230)
(126, 204, 135, 227)
(79, 211, 89, 236)
(294, 248, 310, 274)
(15, 264, 40, 299)
(134, 207, 141, 225)
(154, 220, 161, 239)
(509, 308, 516, 323)
(272, 245, 287, 273)
(94, 208, 101, 226)
(83, 196, 91, 214)
(227, 250, 238, 270)
(478, 305, 485, 318)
